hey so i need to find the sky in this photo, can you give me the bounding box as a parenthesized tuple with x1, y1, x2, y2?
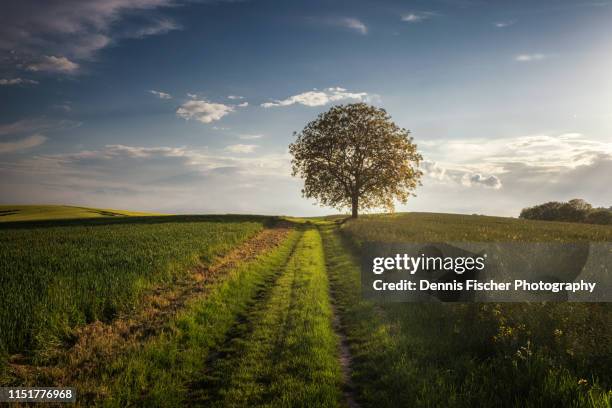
(1, 0, 611, 216)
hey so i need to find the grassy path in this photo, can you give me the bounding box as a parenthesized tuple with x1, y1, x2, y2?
(194, 227, 343, 407)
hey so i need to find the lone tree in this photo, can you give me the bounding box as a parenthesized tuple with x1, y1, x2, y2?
(289, 103, 422, 218)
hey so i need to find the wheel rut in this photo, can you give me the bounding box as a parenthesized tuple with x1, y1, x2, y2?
(185, 228, 304, 405)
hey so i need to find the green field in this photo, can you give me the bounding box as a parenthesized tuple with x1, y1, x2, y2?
(0, 210, 610, 407)
(325, 214, 612, 407)
(341, 212, 612, 242)
(0, 215, 266, 360)
(0, 205, 163, 222)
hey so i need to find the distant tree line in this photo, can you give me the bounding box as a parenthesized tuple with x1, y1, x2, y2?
(519, 199, 612, 225)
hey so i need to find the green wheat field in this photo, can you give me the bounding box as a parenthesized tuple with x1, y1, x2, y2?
(0, 206, 610, 407)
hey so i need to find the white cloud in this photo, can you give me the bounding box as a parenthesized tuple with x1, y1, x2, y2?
(0, 0, 180, 72)
(419, 132, 612, 191)
(401, 12, 436, 23)
(236, 101, 249, 107)
(421, 160, 502, 189)
(338, 18, 368, 35)
(421, 133, 612, 170)
(0, 134, 47, 154)
(405, 133, 612, 216)
(0, 78, 38, 86)
(0, 118, 80, 136)
(462, 173, 502, 189)
(27, 55, 79, 73)
(129, 18, 179, 38)
(225, 144, 258, 154)
(494, 20, 515, 28)
(3, 133, 610, 217)
(149, 89, 172, 99)
(0, 142, 303, 215)
(52, 103, 72, 112)
(176, 100, 234, 123)
(71, 34, 111, 59)
(239, 134, 263, 140)
(515, 53, 548, 62)
(227, 95, 244, 100)
(421, 160, 446, 181)
(261, 87, 368, 108)
(7, 144, 290, 184)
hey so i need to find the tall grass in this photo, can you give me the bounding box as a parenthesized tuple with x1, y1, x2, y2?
(0, 216, 265, 360)
(320, 213, 612, 407)
(342, 212, 612, 243)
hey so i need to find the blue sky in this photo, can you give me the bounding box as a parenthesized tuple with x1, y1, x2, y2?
(1, 0, 611, 215)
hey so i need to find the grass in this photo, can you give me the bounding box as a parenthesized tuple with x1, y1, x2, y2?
(342, 212, 612, 243)
(319, 213, 612, 407)
(0, 205, 163, 223)
(77, 227, 342, 407)
(78, 228, 304, 406)
(1, 209, 610, 406)
(0, 215, 266, 362)
(208, 228, 342, 407)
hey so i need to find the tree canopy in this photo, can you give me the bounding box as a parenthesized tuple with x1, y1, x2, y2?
(289, 103, 423, 218)
(519, 198, 611, 225)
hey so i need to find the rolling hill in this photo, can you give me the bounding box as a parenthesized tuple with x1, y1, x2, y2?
(0, 205, 163, 222)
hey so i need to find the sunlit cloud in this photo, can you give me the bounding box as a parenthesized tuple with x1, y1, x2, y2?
(401, 11, 437, 23)
(129, 18, 180, 39)
(225, 144, 258, 153)
(494, 20, 516, 28)
(176, 100, 234, 123)
(149, 90, 172, 99)
(261, 87, 368, 108)
(0, 134, 47, 154)
(0, 118, 80, 136)
(337, 18, 368, 34)
(239, 134, 263, 140)
(419, 132, 612, 190)
(0, 78, 38, 86)
(515, 53, 548, 62)
(27, 55, 79, 73)
(421, 160, 502, 189)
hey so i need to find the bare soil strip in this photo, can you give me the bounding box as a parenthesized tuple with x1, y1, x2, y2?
(320, 222, 362, 408)
(8, 224, 292, 387)
(331, 302, 361, 408)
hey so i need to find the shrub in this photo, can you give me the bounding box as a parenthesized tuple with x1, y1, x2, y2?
(585, 209, 612, 225)
(520, 199, 611, 225)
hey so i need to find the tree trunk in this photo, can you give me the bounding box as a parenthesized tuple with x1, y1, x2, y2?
(351, 196, 359, 218)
